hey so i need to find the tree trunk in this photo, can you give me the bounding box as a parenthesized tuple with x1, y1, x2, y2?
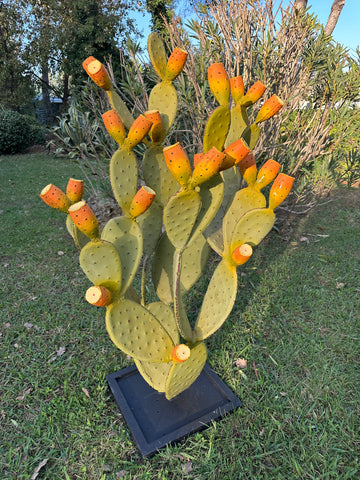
(294, 0, 308, 12)
(41, 60, 51, 124)
(324, 0, 345, 36)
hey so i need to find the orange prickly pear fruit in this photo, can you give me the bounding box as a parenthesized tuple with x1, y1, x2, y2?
(163, 142, 192, 187)
(238, 153, 257, 186)
(68, 201, 99, 240)
(191, 147, 225, 186)
(66, 178, 84, 204)
(172, 344, 191, 363)
(85, 285, 112, 307)
(255, 159, 281, 189)
(268, 173, 295, 210)
(144, 110, 162, 143)
(255, 94, 284, 124)
(193, 153, 205, 167)
(230, 76, 245, 104)
(208, 63, 230, 106)
(126, 114, 153, 149)
(231, 244, 253, 266)
(222, 138, 250, 170)
(102, 110, 126, 145)
(165, 47, 188, 81)
(242, 80, 266, 106)
(82, 58, 112, 91)
(129, 186, 156, 218)
(40, 184, 71, 213)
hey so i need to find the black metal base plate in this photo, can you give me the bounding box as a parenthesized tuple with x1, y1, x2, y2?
(106, 364, 241, 457)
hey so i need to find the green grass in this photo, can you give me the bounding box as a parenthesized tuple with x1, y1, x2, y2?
(1, 153, 359, 479)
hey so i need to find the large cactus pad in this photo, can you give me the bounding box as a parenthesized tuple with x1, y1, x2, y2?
(194, 260, 237, 341)
(105, 299, 174, 362)
(79, 240, 122, 294)
(165, 342, 207, 400)
(101, 217, 143, 296)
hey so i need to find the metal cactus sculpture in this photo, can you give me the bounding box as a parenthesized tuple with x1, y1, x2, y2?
(40, 33, 294, 400)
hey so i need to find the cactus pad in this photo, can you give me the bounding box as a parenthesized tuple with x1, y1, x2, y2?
(194, 260, 237, 341)
(223, 187, 266, 248)
(165, 342, 207, 400)
(134, 358, 172, 393)
(135, 200, 163, 257)
(110, 148, 138, 215)
(152, 232, 210, 304)
(230, 208, 276, 252)
(147, 32, 167, 80)
(107, 89, 135, 131)
(163, 190, 201, 250)
(79, 240, 122, 294)
(191, 174, 224, 240)
(224, 106, 249, 148)
(143, 145, 180, 206)
(242, 123, 260, 150)
(203, 106, 231, 153)
(101, 217, 143, 296)
(105, 299, 174, 362)
(148, 82, 177, 139)
(146, 302, 180, 345)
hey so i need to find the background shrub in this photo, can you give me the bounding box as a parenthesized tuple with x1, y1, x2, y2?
(0, 107, 47, 155)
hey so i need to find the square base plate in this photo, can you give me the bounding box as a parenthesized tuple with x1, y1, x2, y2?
(106, 364, 241, 457)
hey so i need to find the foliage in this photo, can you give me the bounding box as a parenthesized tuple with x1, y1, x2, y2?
(163, 0, 360, 203)
(0, 1, 36, 110)
(145, 0, 174, 37)
(0, 107, 47, 155)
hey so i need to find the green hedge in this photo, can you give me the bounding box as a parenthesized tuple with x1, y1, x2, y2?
(0, 108, 47, 155)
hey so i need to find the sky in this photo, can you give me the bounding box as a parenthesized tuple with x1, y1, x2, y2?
(132, 1, 360, 56)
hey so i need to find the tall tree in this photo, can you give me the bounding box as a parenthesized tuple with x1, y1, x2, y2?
(146, 0, 173, 37)
(0, 1, 35, 110)
(324, 0, 345, 36)
(21, 0, 139, 120)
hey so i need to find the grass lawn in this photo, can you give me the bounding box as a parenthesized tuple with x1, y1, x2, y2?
(1, 153, 359, 479)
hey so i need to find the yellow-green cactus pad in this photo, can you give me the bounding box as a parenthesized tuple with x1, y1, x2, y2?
(242, 123, 260, 150)
(79, 240, 122, 294)
(101, 217, 143, 296)
(163, 190, 201, 250)
(191, 174, 224, 240)
(105, 299, 174, 362)
(147, 32, 167, 80)
(204, 167, 241, 255)
(110, 148, 138, 215)
(194, 260, 237, 341)
(230, 208, 276, 253)
(203, 106, 231, 153)
(146, 302, 179, 345)
(152, 232, 210, 304)
(134, 358, 172, 393)
(224, 106, 249, 148)
(143, 145, 180, 207)
(165, 342, 207, 400)
(223, 186, 266, 249)
(148, 82, 177, 140)
(107, 89, 135, 131)
(135, 200, 163, 257)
